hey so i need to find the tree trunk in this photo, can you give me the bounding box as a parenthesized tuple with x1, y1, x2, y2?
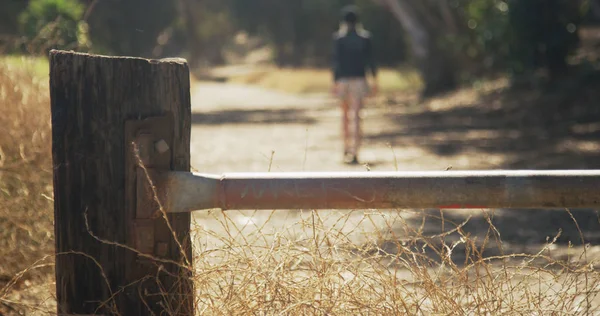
(378, 0, 458, 97)
(178, 0, 205, 76)
(417, 45, 458, 97)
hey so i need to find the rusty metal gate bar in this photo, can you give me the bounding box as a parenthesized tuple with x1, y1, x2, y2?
(145, 170, 600, 213)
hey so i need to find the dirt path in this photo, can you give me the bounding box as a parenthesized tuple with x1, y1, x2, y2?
(189, 82, 495, 174)
(189, 80, 600, 263)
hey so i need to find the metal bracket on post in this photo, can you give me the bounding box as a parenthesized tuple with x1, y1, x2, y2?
(125, 114, 174, 258)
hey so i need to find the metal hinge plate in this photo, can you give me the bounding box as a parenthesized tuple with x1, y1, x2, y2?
(125, 114, 174, 256)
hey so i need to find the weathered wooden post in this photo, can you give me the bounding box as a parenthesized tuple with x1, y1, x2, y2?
(50, 50, 193, 315)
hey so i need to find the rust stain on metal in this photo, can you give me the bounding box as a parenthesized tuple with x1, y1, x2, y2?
(437, 204, 488, 209)
(220, 177, 379, 210)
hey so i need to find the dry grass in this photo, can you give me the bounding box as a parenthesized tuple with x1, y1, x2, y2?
(1, 55, 600, 315)
(190, 207, 600, 315)
(0, 56, 56, 314)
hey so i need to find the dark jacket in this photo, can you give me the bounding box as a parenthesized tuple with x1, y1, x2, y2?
(332, 27, 377, 82)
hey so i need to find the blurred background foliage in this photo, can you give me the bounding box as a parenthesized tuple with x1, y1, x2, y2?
(17, 0, 89, 54)
(0, 0, 597, 96)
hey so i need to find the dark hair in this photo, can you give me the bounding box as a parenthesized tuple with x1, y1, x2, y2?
(341, 5, 360, 24)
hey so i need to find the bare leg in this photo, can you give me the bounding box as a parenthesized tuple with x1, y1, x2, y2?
(353, 96, 363, 157)
(348, 96, 360, 162)
(341, 98, 350, 154)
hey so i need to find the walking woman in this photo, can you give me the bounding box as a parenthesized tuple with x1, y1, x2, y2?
(332, 5, 378, 164)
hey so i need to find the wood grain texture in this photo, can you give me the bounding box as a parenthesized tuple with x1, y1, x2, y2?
(50, 50, 193, 315)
